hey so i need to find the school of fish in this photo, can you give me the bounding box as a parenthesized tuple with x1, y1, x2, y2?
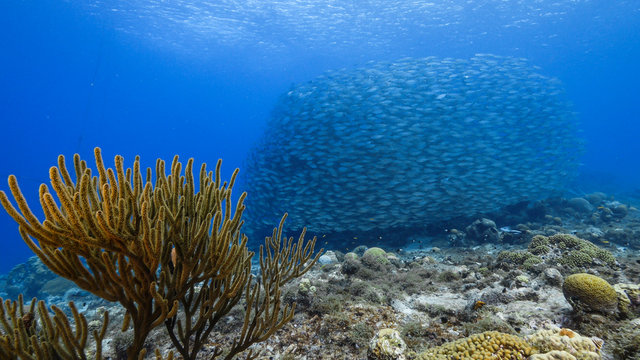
(243, 55, 583, 233)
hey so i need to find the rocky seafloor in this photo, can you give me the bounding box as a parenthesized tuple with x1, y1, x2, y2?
(1, 191, 639, 360)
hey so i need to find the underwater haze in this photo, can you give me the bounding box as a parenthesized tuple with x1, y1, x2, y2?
(1, 0, 639, 274)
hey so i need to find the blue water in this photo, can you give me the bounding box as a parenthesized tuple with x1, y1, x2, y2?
(0, 0, 638, 274)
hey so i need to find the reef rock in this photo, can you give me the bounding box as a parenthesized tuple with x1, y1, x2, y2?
(465, 218, 499, 244)
(368, 328, 407, 360)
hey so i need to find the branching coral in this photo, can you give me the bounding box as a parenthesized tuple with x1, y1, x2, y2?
(0, 295, 108, 359)
(164, 214, 319, 360)
(0, 148, 181, 357)
(0, 148, 320, 359)
(497, 234, 616, 274)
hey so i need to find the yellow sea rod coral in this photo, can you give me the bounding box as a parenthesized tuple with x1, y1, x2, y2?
(418, 331, 532, 360)
(0, 148, 321, 360)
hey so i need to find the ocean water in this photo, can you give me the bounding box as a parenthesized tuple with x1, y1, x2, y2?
(0, 0, 638, 274)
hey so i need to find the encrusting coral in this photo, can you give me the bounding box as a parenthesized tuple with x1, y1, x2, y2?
(413, 326, 603, 360)
(417, 331, 533, 360)
(526, 325, 602, 360)
(0, 148, 320, 360)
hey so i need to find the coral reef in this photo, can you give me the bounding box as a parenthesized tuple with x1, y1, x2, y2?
(1, 181, 638, 359)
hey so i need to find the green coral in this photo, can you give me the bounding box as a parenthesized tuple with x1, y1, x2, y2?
(524, 256, 544, 269)
(531, 234, 616, 268)
(562, 273, 618, 314)
(298, 278, 317, 296)
(497, 250, 542, 270)
(561, 251, 593, 268)
(529, 235, 551, 255)
(362, 247, 391, 267)
(344, 252, 359, 260)
(499, 234, 616, 273)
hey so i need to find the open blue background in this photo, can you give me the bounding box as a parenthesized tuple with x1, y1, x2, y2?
(0, 0, 638, 273)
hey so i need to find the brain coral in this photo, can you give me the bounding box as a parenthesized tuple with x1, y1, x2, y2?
(562, 273, 618, 314)
(243, 55, 582, 233)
